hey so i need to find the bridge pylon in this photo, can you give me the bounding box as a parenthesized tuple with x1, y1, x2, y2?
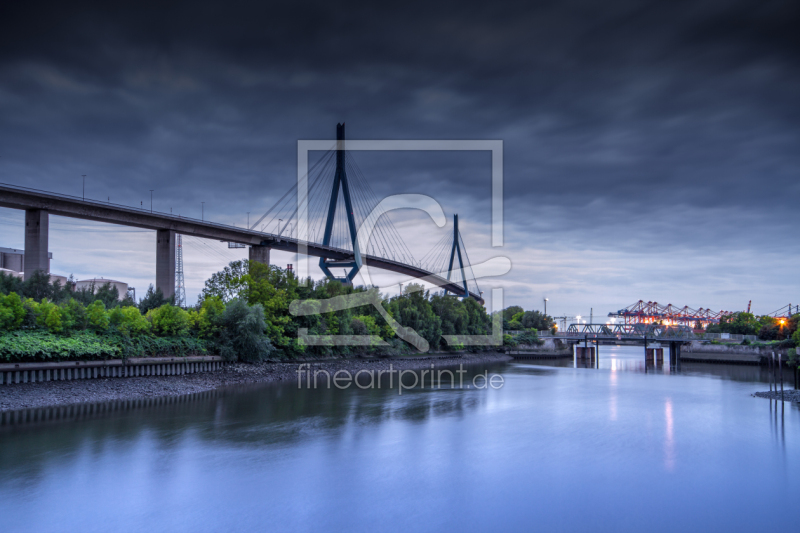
(319, 123, 362, 284)
(445, 214, 469, 298)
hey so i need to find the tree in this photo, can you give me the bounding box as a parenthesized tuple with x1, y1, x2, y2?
(93, 283, 121, 309)
(503, 306, 524, 322)
(138, 285, 171, 313)
(0, 271, 24, 297)
(387, 284, 442, 350)
(201, 260, 250, 302)
(22, 271, 54, 301)
(216, 299, 274, 362)
(520, 310, 554, 331)
(712, 312, 760, 336)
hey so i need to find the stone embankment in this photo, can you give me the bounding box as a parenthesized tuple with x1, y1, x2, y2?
(681, 341, 792, 364)
(0, 352, 511, 412)
(506, 338, 572, 359)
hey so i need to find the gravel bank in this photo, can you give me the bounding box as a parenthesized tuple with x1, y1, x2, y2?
(753, 390, 800, 403)
(0, 353, 511, 412)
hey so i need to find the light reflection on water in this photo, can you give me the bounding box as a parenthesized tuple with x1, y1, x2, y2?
(0, 350, 798, 533)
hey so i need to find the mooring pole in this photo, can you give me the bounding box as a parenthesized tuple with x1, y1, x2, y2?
(595, 338, 599, 369)
(780, 353, 784, 402)
(769, 352, 773, 392)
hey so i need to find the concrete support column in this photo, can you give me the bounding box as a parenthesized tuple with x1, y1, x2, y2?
(249, 245, 270, 265)
(24, 209, 50, 279)
(156, 229, 176, 299)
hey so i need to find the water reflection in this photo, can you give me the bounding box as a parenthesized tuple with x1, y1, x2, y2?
(665, 398, 674, 471)
(537, 345, 795, 387)
(0, 363, 503, 477)
(1, 355, 798, 532)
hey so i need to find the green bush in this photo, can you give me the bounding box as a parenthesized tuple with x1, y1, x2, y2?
(147, 304, 190, 336)
(86, 300, 110, 332)
(514, 329, 542, 346)
(0, 331, 121, 362)
(216, 299, 274, 362)
(0, 292, 25, 331)
(109, 306, 150, 336)
(112, 334, 208, 359)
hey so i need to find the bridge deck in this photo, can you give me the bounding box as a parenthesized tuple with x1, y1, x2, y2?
(0, 183, 483, 301)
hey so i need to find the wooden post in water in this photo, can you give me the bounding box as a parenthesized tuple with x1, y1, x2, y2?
(769, 352, 773, 392)
(774, 352, 779, 393)
(779, 353, 784, 402)
(595, 339, 599, 369)
(644, 335, 648, 362)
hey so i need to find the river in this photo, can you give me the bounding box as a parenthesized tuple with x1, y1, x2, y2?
(0, 346, 797, 532)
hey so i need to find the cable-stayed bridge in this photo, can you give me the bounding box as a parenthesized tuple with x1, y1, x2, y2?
(0, 124, 486, 303)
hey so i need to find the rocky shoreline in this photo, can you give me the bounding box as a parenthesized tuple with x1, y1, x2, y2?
(753, 390, 800, 403)
(0, 353, 512, 412)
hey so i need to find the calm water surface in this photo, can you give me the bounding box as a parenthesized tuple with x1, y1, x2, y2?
(1, 346, 798, 532)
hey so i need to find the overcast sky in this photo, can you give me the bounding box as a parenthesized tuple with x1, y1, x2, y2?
(1, 0, 798, 318)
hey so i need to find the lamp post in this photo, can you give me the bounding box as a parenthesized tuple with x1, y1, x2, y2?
(82, 175, 86, 200)
(544, 298, 548, 316)
(201, 202, 205, 221)
(149, 190, 154, 213)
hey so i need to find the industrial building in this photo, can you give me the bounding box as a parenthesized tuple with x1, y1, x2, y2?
(75, 278, 129, 300)
(0, 246, 52, 274)
(1, 246, 128, 299)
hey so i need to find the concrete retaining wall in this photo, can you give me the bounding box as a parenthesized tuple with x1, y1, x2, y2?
(507, 338, 573, 358)
(682, 341, 791, 364)
(0, 356, 225, 385)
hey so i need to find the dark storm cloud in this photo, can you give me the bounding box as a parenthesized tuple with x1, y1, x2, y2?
(0, 0, 798, 308)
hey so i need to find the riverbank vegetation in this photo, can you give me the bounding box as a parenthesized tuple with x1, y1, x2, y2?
(0, 260, 523, 363)
(706, 311, 800, 344)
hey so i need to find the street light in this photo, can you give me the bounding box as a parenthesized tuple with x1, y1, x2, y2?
(201, 202, 205, 221)
(149, 190, 154, 213)
(544, 298, 549, 316)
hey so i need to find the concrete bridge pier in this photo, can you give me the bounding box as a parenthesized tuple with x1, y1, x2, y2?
(156, 229, 176, 299)
(24, 209, 49, 279)
(668, 342, 682, 369)
(249, 244, 270, 265)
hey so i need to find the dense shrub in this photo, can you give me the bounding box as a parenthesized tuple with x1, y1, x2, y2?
(147, 304, 190, 336)
(109, 306, 151, 336)
(0, 293, 26, 331)
(514, 330, 542, 346)
(86, 300, 109, 332)
(112, 334, 208, 359)
(0, 331, 121, 362)
(215, 299, 274, 362)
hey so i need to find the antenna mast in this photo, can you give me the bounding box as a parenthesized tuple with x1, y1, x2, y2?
(175, 234, 187, 306)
